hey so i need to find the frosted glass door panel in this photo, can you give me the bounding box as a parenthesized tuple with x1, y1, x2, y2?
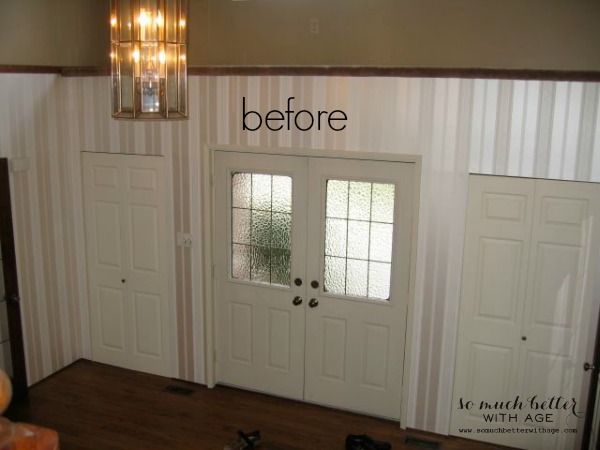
(324, 180, 395, 300)
(231, 173, 292, 287)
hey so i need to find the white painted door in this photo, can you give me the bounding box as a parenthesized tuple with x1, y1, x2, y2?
(304, 157, 414, 419)
(452, 175, 534, 444)
(214, 151, 308, 399)
(83, 152, 170, 377)
(451, 175, 600, 450)
(214, 151, 416, 419)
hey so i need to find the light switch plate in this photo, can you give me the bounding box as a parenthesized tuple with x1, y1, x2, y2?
(10, 158, 30, 172)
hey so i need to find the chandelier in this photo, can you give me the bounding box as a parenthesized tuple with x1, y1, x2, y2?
(110, 0, 188, 119)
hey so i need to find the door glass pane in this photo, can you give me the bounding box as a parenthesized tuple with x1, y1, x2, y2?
(231, 172, 292, 287)
(323, 180, 395, 301)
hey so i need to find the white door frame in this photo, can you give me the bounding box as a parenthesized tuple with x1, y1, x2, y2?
(200, 144, 421, 426)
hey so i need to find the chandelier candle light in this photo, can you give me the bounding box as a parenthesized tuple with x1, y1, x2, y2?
(110, 0, 188, 119)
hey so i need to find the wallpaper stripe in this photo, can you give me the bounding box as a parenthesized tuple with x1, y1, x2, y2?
(188, 76, 204, 381)
(593, 102, 600, 178)
(1, 73, 599, 436)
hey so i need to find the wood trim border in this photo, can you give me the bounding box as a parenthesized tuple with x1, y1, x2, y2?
(61, 66, 110, 77)
(188, 66, 600, 82)
(0, 65, 62, 74)
(2, 64, 600, 82)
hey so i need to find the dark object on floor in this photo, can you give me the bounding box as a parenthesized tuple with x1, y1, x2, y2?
(163, 385, 195, 396)
(404, 436, 441, 448)
(345, 434, 392, 450)
(224, 430, 261, 450)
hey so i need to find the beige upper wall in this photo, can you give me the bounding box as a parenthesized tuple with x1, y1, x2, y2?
(0, 0, 109, 66)
(195, 0, 600, 71)
(1, 0, 600, 71)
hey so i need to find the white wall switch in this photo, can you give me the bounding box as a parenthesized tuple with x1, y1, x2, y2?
(9, 158, 30, 172)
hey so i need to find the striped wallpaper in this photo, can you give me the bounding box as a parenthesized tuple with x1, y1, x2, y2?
(0, 73, 599, 435)
(0, 74, 85, 384)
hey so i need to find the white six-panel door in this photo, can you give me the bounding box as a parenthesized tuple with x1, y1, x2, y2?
(83, 152, 170, 377)
(214, 150, 416, 419)
(451, 175, 600, 450)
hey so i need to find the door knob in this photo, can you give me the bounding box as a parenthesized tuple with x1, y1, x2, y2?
(311, 280, 319, 289)
(584, 362, 597, 372)
(121, 279, 126, 283)
(292, 296, 303, 306)
(308, 298, 319, 308)
(294, 278, 303, 286)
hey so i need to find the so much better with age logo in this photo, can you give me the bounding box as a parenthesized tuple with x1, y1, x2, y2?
(456, 395, 585, 436)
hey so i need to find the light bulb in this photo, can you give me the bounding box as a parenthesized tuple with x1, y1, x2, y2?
(132, 49, 140, 63)
(110, 16, 117, 27)
(159, 51, 166, 64)
(138, 9, 150, 27)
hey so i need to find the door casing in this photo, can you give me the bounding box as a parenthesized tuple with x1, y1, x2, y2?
(200, 145, 421, 426)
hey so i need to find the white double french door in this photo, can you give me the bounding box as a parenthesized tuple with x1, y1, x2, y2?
(213, 151, 416, 419)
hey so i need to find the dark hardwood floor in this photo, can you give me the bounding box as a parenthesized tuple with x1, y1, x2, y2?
(7, 360, 509, 450)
